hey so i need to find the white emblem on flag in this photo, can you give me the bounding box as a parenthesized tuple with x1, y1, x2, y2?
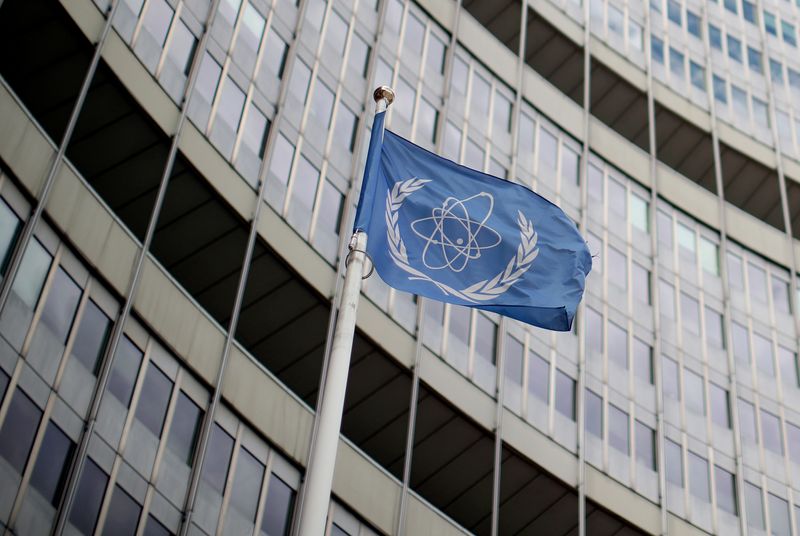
(410, 193, 501, 273)
(385, 178, 539, 302)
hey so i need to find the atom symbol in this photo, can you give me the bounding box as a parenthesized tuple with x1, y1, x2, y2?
(410, 192, 502, 272)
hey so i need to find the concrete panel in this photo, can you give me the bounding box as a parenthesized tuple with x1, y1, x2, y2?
(60, 0, 104, 41)
(355, 295, 415, 369)
(528, 0, 586, 46)
(716, 120, 777, 171)
(589, 117, 651, 187)
(656, 164, 720, 231)
(590, 37, 647, 92)
(457, 8, 518, 86)
(522, 68, 584, 142)
(404, 493, 470, 536)
(725, 203, 792, 269)
(652, 80, 711, 133)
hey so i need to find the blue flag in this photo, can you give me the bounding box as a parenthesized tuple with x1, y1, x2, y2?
(354, 111, 592, 331)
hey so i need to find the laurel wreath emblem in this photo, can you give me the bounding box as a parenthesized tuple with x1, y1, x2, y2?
(385, 178, 539, 302)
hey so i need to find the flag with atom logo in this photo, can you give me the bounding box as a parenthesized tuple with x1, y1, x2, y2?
(353, 111, 592, 331)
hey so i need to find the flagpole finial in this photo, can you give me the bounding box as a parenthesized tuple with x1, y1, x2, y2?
(373, 86, 395, 107)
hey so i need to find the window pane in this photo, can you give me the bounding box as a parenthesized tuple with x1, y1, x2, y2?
(426, 34, 446, 75)
(69, 459, 108, 535)
(12, 239, 52, 309)
(704, 307, 724, 349)
(144, 516, 172, 536)
(29, 422, 74, 506)
(635, 421, 655, 469)
(288, 61, 311, 104)
(632, 263, 650, 304)
(738, 399, 758, 442)
(261, 31, 288, 79)
(102, 485, 142, 536)
(528, 351, 549, 402)
(288, 155, 320, 237)
(761, 409, 783, 454)
(684, 369, 704, 415)
(753, 333, 774, 376)
(585, 307, 602, 354)
(688, 452, 709, 501)
(608, 247, 627, 290)
(681, 293, 699, 335)
(608, 322, 628, 369)
(710, 383, 730, 428)
(0, 388, 42, 473)
(748, 263, 767, 302)
(699, 238, 719, 275)
(261, 474, 295, 536)
(493, 91, 512, 134)
(633, 339, 653, 384)
(504, 336, 523, 387)
(538, 129, 558, 178)
(470, 73, 490, 118)
(585, 390, 602, 437)
(107, 336, 143, 408)
(474, 314, 496, 365)
(310, 80, 335, 129)
(663, 357, 680, 399)
(555, 370, 576, 420)
(403, 13, 424, 56)
(134, 364, 173, 437)
(787, 422, 800, 464)
(715, 466, 737, 515)
(779, 346, 798, 388)
(665, 439, 683, 486)
(772, 276, 791, 314)
(731, 322, 749, 362)
(39, 267, 82, 342)
(657, 210, 672, 246)
(71, 300, 111, 374)
(745, 482, 765, 529)
(348, 33, 370, 78)
(416, 98, 438, 145)
(608, 179, 626, 217)
(229, 447, 264, 521)
(167, 392, 203, 465)
(333, 103, 357, 153)
(659, 280, 675, 319)
(630, 194, 649, 231)
(0, 199, 20, 275)
(770, 494, 791, 536)
(202, 424, 234, 493)
(609, 404, 629, 455)
(325, 10, 348, 55)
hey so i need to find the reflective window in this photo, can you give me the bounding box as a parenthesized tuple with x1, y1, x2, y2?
(474, 314, 496, 365)
(667, 0, 682, 25)
(704, 307, 724, 349)
(724, 0, 738, 14)
(39, 267, 82, 342)
(608, 247, 626, 290)
(417, 98, 438, 144)
(748, 263, 767, 302)
(135, 364, 173, 437)
(140, 0, 173, 47)
(635, 421, 655, 469)
(745, 481, 765, 529)
(659, 280, 675, 319)
(333, 103, 357, 153)
(710, 383, 730, 428)
(395, 78, 416, 123)
(608, 4, 624, 36)
(349, 33, 370, 78)
(538, 129, 558, 178)
(738, 399, 758, 442)
(528, 351, 549, 402)
(713, 74, 727, 103)
(555, 370, 576, 420)
(0, 388, 42, 473)
(326, 10, 348, 55)
(29, 422, 75, 506)
(229, 447, 264, 521)
(630, 194, 648, 231)
(426, 34, 446, 75)
(144, 516, 171, 536)
(779, 346, 798, 388)
(753, 332, 774, 376)
(629, 20, 643, 50)
(102, 485, 141, 536)
(782, 21, 797, 47)
(403, 13, 425, 56)
(12, 239, 52, 309)
(0, 199, 20, 274)
(632, 263, 650, 304)
(240, 103, 269, 161)
(715, 466, 737, 515)
(787, 422, 800, 464)
(288, 155, 320, 237)
(167, 392, 203, 465)
(747, 47, 762, 73)
(657, 210, 672, 246)
(470, 73, 491, 118)
(518, 114, 536, 171)
(310, 80, 335, 129)
(493, 92, 512, 134)
(588, 165, 603, 200)
(731, 322, 749, 362)
(608, 322, 628, 369)
(684, 369, 704, 415)
(234, 3, 264, 73)
(665, 439, 683, 486)
(663, 357, 680, 399)
(633, 338, 653, 384)
(677, 223, 695, 253)
(202, 424, 234, 493)
(669, 47, 684, 79)
(304, 0, 325, 30)
(288, 61, 311, 104)
(772, 276, 791, 314)
(608, 179, 626, 217)
(261, 474, 295, 536)
(742, 0, 756, 23)
(770, 59, 784, 84)
(687, 10, 701, 37)
(585, 307, 602, 354)
(191, 53, 221, 126)
(450, 57, 468, 96)
(709, 24, 722, 49)
(261, 31, 289, 79)
(69, 459, 108, 535)
(585, 390, 602, 437)
(727, 35, 742, 63)
(608, 404, 629, 455)
(761, 409, 783, 454)
(688, 452, 710, 501)
(107, 336, 143, 408)
(770, 494, 791, 536)
(680, 293, 699, 335)
(699, 237, 719, 275)
(504, 336, 524, 388)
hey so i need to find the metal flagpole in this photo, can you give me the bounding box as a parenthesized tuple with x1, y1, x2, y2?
(294, 86, 394, 536)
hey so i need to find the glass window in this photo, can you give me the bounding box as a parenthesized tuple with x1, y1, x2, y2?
(727, 35, 742, 62)
(782, 21, 797, 47)
(102, 486, 141, 536)
(659, 280, 675, 319)
(608, 179, 626, 217)
(474, 314, 496, 366)
(403, 13, 425, 56)
(470, 72, 491, 118)
(69, 459, 108, 535)
(677, 223, 695, 253)
(585, 390, 602, 437)
(609, 404, 629, 455)
(779, 346, 798, 388)
(134, 364, 173, 437)
(632, 263, 651, 304)
(229, 447, 264, 521)
(0, 388, 42, 473)
(738, 398, 758, 442)
(752, 97, 769, 129)
(585, 307, 602, 354)
(731, 322, 749, 362)
(765, 10, 777, 35)
(450, 56, 468, 96)
(538, 129, 558, 178)
(416, 98, 438, 145)
(770, 59, 784, 84)
(681, 293, 700, 335)
(528, 351, 549, 402)
(144, 516, 171, 536)
(667, 0, 682, 25)
(652, 35, 664, 63)
(395, 78, 416, 123)
(493, 91, 512, 134)
(665, 439, 683, 486)
(753, 333, 774, 376)
(669, 47, 685, 79)
(167, 392, 203, 465)
(555, 370, 576, 420)
(746, 482, 765, 529)
(202, 424, 234, 493)
(107, 336, 143, 408)
(261, 474, 295, 536)
(657, 210, 672, 246)
(629, 19, 643, 50)
(608, 4, 624, 36)
(333, 103, 357, 153)
(684, 368, 705, 415)
(688, 452, 710, 501)
(28, 421, 74, 506)
(724, 0, 737, 13)
(770, 494, 791, 536)
(634, 338, 653, 384)
(314, 179, 343, 247)
(635, 421, 656, 469)
(761, 409, 783, 454)
(288, 60, 311, 105)
(234, 3, 264, 73)
(731, 85, 748, 118)
(630, 194, 649, 231)
(310, 80, 335, 129)
(742, 0, 756, 23)
(772, 275, 791, 314)
(261, 31, 288, 79)
(690, 61, 705, 90)
(13, 239, 52, 309)
(348, 33, 370, 78)
(699, 238, 719, 275)
(710, 383, 730, 428)
(789, 68, 800, 93)
(163, 23, 196, 78)
(443, 121, 461, 160)
(140, 0, 173, 47)
(288, 155, 320, 237)
(705, 307, 724, 349)
(687, 10, 701, 37)
(608, 322, 628, 369)
(663, 357, 680, 399)
(39, 267, 82, 342)
(588, 164, 603, 200)
(748, 46, 762, 73)
(426, 34, 447, 75)
(787, 422, 800, 464)
(0, 199, 20, 275)
(709, 24, 722, 49)
(715, 466, 737, 515)
(240, 103, 269, 163)
(728, 252, 744, 287)
(608, 247, 627, 291)
(561, 145, 579, 185)
(518, 113, 536, 171)
(713, 74, 727, 103)
(504, 336, 524, 388)
(325, 10, 348, 55)
(304, 0, 325, 30)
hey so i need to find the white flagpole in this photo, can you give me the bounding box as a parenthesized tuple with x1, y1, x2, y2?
(294, 86, 394, 536)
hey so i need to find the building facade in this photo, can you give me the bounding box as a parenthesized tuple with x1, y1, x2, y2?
(0, 0, 799, 533)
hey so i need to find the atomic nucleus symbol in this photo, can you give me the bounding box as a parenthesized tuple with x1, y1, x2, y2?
(410, 192, 502, 273)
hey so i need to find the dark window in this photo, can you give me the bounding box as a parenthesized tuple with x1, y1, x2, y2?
(261, 474, 296, 536)
(202, 424, 234, 493)
(229, 447, 264, 521)
(0, 368, 9, 408)
(710, 383, 730, 428)
(39, 267, 82, 343)
(635, 421, 656, 470)
(144, 515, 172, 536)
(0, 388, 42, 473)
(102, 485, 142, 536)
(29, 422, 75, 506)
(69, 459, 108, 535)
(715, 465, 737, 515)
(555, 370, 576, 420)
(135, 364, 173, 437)
(107, 336, 143, 407)
(71, 300, 111, 374)
(167, 392, 203, 465)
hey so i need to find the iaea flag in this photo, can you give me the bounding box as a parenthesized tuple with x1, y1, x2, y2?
(354, 111, 592, 331)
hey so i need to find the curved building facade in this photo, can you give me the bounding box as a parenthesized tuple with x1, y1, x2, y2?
(0, 0, 799, 534)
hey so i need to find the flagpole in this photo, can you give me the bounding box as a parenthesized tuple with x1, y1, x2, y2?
(294, 86, 394, 536)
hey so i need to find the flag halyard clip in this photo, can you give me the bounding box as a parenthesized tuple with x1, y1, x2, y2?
(346, 232, 374, 279)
